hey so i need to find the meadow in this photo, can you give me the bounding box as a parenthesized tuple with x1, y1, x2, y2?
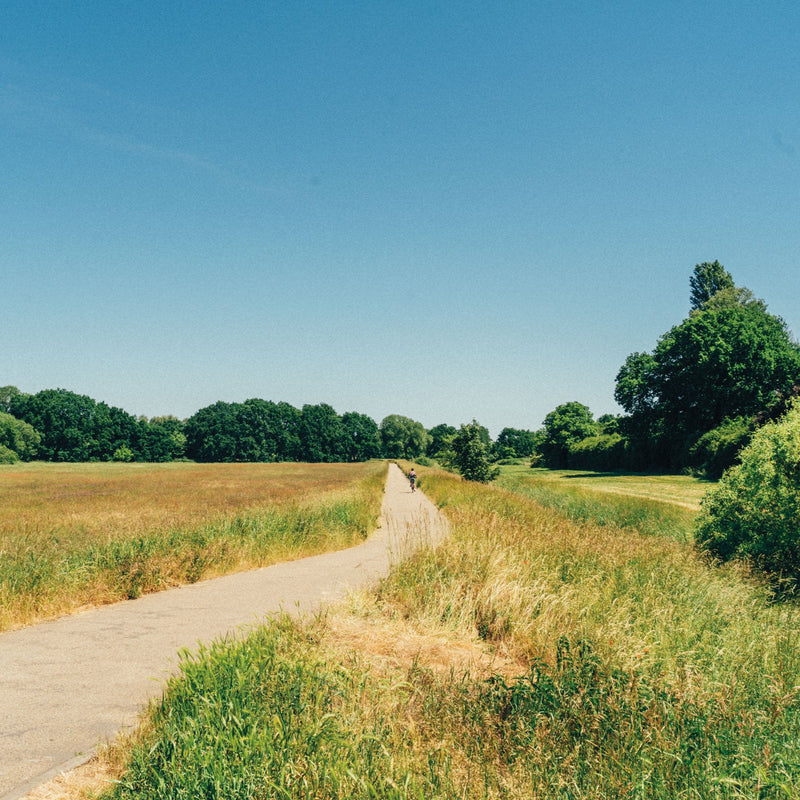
(90, 464, 800, 799)
(495, 464, 708, 542)
(0, 460, 387, 631)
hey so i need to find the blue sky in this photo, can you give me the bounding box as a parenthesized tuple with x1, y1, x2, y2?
(3, 2, 799, 437)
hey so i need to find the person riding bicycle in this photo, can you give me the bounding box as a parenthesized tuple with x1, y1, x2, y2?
(409, 468, 417, 492)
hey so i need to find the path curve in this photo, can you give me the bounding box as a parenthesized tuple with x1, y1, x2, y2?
(0, 464, 445, 800)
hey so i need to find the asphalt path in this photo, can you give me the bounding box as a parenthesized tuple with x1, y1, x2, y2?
(0, 463, 444, 800)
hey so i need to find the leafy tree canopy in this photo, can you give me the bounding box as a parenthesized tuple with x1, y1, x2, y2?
(9, 389, 138, 462)
(0, 411, 41, 461)
(695, 400, 800, 586)
(380, 415, 430, 460)
(689, 260, 734, 311)
(495, 427, 538, 458)
(540, 402, 598, 469)
(427, 423, 456, 457)
(0, 386, 24, 414)
(615, 264, 800, 470)
(299, 403, 346, 463)
(340, 412, 382, 462)
(446, 421, 499, 483)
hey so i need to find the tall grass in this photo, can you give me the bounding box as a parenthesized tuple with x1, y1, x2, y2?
(497, 465, 701, 542)
(0, 461, 387, 631)
(100, 467, 800, 798)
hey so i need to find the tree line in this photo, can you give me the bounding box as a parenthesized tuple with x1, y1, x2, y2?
(0, 385, 539, 467)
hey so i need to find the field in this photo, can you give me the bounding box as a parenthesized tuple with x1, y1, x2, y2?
(0, 460, 387, 632)
(495, 464, 709, 542)
(80, 464, 800, 799)
(501, 465, 712, 510)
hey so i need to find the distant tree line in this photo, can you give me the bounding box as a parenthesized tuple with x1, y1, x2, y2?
(535, 262, 800, 477)
(0, 385, 541, 467)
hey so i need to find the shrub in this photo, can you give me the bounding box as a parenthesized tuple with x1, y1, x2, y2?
(688, 416, 754, 479)
(113, 445, 135, 462)
(568, 433, 626, 472)
(695, 400, 800, 585)
(0, 444, 19, 465)
(0, 411, 40, 461)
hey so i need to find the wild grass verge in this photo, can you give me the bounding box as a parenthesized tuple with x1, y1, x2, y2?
(496, 465, 703, 542)
(95, 467, 800, 799)
(0, 461, 387, 631)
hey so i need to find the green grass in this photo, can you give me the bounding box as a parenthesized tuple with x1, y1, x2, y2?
(496, 465, 708, 542)
(100, 466, 800, 798)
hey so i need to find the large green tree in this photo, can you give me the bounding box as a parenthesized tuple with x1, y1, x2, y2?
(340, 412, 381, 462)
(379, 415, 430, 459)
(540, 402, 598, 469)
(299, 403, 346, 462)
(9, 389, 138, 462)
(426, 423, 456, 458)
(0, 386, 23, 414)
(494, 427, 538, 458)
(616, 267, 800, 470)
(447, 421, 499, 482)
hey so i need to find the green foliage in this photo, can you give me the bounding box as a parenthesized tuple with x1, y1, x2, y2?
(0, 444, 20, 464)
(0, 385, 23, 413)
(340, 412, 382, 462)
(689, 259, 734, 310)
(379, 414, 430, 459)
(0, 411, 41, 461)
(494, 426, 538, 458)
(568, 432, 626, 472)
(299, 403, 346, 462)
(446, 421, 499, 483)
(616, 265, 800, 471)
(113, 445, 135, 462)
(426, 423, 456, 457)
(688, 416, 754, 479)
(540, 401, 598, 469)
(695, 401, 800, 586)
(184, 400, 383, 464)
(9, 389, 138, 462)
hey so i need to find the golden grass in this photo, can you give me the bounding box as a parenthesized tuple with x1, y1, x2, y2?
(0, 461, 378, 556)
(20, 464, 800, 798)
(0, 461, 387, 631)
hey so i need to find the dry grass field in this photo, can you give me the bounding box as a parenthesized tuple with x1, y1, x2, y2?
(0, 460, 387, 631)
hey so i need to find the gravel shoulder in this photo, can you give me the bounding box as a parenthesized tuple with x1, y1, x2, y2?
(0, 463, 445, 800)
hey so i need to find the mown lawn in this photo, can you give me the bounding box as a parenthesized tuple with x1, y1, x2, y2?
(501, 464, 712, 510)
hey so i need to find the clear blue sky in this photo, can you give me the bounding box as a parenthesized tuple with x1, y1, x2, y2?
(3, 2, 799, 437)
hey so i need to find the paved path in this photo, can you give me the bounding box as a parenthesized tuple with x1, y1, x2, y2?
(0, 464, 445, 800)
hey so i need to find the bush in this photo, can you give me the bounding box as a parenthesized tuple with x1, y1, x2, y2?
(695, 400, 800, 585)
(0, 444, 20, 464)
(0, 411, 40, 461)
(688, 416, 754, 479)
(113, 445, 135, 462)
(568, 433, 626, 472)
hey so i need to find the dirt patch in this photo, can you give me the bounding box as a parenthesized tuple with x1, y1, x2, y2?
(18, 758, 116, 800)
